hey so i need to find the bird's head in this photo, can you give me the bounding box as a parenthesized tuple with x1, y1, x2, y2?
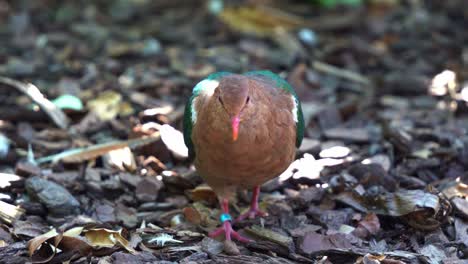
(213, 75, 251, 142)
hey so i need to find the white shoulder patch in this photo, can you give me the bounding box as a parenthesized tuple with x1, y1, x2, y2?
(191, 79, 220, 124)
(291, 95, 298, 123)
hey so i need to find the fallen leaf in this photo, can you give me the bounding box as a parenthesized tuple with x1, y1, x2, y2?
(190, 185, 218, 205)
(86, 91, 122, 120)
(27, 228, 59, 257)
(84, 228, 135, 253)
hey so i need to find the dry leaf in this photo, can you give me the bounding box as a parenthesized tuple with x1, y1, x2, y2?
(87, 91, 122, 120)
(190, 185, 218, 205)
(27, 228, 59, 257)
(27, 228, 60, 263)
(84, 228, 135, 253)
(63, 226, 84, 237)
(219, 6, 304, 37)
(27, 226, 135, 263)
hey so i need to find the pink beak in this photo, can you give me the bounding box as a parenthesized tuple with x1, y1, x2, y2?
(231, 115, 240, 141)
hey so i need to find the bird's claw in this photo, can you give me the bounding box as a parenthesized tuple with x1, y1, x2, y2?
(209, 221, 251, 243)
(235, 208, 268, 222)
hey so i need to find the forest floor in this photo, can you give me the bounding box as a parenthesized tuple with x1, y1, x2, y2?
(1, 0, 468, 263)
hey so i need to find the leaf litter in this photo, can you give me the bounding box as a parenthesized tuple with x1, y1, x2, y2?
(0, 0, 468, 263)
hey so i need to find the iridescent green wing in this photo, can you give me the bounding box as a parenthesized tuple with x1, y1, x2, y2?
(244, 70, 305, 147)
(183, 72, 232, 160)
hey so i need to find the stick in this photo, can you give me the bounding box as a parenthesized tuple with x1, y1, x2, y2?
(0, 77, 70, 129)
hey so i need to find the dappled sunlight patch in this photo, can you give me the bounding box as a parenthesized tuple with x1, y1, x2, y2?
(105, 147, 136, 171)
(0, 173, 21, 188)
(319, 145, 350, 158)
(279, 153, 346, 182)
(461, 85, 468, 102)
(160, 124, 189, 159)
(429, 70, 456, 96)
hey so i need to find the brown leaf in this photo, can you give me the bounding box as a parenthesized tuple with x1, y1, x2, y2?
(84, 228, 135, 253)
(190, 185, 218, 205)
(27, 228, 59, 261)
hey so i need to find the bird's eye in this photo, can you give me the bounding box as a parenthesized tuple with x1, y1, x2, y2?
(245, 96, 250, 104)
(218, 96, 224, 106)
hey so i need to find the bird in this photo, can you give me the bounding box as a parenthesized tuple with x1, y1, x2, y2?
(183, 70, 304, 242)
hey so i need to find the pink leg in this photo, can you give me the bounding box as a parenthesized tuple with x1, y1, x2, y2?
(235, 186, 268, 222)
(209, 198, 251, 243)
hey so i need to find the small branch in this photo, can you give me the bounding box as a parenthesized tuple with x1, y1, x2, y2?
(0, 77, 70, 129)
(36, 134, 161, 164)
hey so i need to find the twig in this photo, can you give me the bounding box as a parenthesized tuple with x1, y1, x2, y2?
(312, 61, 371, 86)
(0, 77, 70, 129)
(36, 134, 161, 164)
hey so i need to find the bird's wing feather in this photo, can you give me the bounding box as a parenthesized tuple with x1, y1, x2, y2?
(183, 72, 232, 160)
(244, 70, 305, 147)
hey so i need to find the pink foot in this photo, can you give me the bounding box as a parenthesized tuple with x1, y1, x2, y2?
(235, 186, 268, 222)
(236, 208, 268, 222)
(209, 221, 251, 243)
(209, 199, 252, 243)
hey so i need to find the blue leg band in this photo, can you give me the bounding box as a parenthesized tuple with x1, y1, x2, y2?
(219, 213, 232, 223)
